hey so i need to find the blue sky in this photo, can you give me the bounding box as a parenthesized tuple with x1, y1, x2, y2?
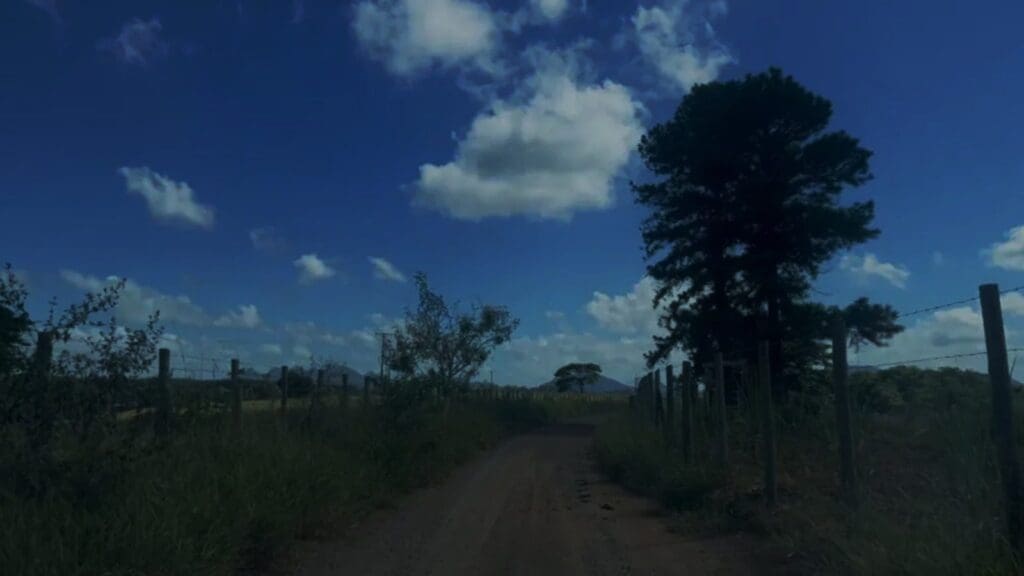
(3, 0, 1024, 384)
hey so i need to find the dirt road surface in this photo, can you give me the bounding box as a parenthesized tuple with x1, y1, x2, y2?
(293, 423, 763, 576)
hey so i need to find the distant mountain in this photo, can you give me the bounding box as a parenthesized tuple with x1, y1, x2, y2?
(253, 365, 366, 389)
(537, 375, 632, 395)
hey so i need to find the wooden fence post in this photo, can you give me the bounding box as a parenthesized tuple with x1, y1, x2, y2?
(758, 341, 777, 508)
(980, 283, 1022, 549)
(314, 368, 325, 413)
(279, 365, 289, 419)
(230, 359, 241, 431)
(654, 369, 664, 428)
(831, 316, 857, 506)
(156, 348, 171, 436)
(665, 364, 676, 445)
(681, 362, 694, 465)
(715, 352, 729, 466)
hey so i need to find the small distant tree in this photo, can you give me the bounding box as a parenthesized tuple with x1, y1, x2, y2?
(554, 362, 602, 393)
(387, 273, 519, 397)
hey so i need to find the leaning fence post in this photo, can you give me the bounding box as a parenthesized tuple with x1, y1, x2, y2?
(831, 316, 857, 506)
(231, 358, 241, 431)
(156, 348, 172, 435)
(681, 362, 694, 465)
(758, 341, 777, 508)
(714, 352, 729, 466)
(980, 283, 1022, 549)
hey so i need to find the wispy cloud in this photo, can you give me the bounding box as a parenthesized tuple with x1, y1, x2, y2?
(98, 18, 169, 66)
(369, 257, 407, 283)
(119, 166, 214, 228)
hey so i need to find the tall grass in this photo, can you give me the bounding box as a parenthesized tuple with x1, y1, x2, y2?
(0, 396, 552, 576)
(593, 368, 1024, 575)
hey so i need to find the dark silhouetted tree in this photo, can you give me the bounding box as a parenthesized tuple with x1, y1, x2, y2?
(554, 362, 602, 393)
(636, 68, 886, 399)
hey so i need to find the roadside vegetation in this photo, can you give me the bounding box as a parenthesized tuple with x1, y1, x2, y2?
(594, 367, 1023, 575)
(0, 265, 616, 575)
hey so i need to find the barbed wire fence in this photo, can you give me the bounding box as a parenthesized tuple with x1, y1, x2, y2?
(629, 281, 1024, 549)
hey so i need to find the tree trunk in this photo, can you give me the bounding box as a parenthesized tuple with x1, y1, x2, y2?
(765, 273, 786, 404)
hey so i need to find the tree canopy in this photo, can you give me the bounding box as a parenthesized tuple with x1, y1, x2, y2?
(387, 273, 519, 396)
(634, 68, 902, 397)
(553, 362, 602, 393)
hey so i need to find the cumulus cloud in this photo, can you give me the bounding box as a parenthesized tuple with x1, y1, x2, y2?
(60, 270, 210, 326)
(987, 225, 1024, 271)
(932, 251, 945, 266)
(491, 329, 679, 386)
(119, 166, 214, 228)
(628, 0, 733, 93)
(369, 257, 407, 283)
(261, 343, 283, 355)
(586, 277, 661, 334)
(352, 0, 499, 77)
(840, 253, 910, 289)
(1003, 292, 1024, 317)
(850, 306, 1005, 372)
(98, 18, 169, 66)
(415, 47, 644, 220)
(293, 254, 335, 283)
(214, 305, 262, 329)
(530, 0, 569, 21)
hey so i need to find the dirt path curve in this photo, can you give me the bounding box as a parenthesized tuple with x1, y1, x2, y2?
(293, 423, 759, 576)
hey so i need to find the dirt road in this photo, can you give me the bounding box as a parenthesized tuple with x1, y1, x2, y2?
(294, 423, 759, 576)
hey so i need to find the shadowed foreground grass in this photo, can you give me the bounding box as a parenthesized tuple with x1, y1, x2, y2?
(0, 395, 570, 576)
(593, 368, 1024, 576)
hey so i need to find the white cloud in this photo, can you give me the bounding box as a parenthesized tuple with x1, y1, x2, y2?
(586, 277, 661, 334)
(840, 253, 910, 289)
(352, 0, 499, 77)
(261, 343, 283, 355)
(415, 47, 644, 220)
(118, 166, 214, 228)
(851, 306, 999, 372)
(99, 18, 169, 66)
(292, 344, 313, 359)
(629, 0, 733, 93)
(987, 225, 1024, 271)
(60, 270, 210, 326)
(932, 251, 945, 266)
(530, 0, 569, 22)
(214, 305, 262, 329)
(293, 254, 336, 283)
(369, 257, 407, 283)
(1003, 292, 1024, 317)
(492, 329, 680, 386)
